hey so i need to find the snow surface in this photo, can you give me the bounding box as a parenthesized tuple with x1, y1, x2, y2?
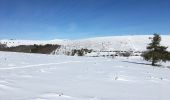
(1, 35, 170, 51)
(0, 39, 68, 47)
(0, 51, 170, 100)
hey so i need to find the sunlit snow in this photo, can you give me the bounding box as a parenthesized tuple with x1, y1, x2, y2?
(0, 51, 170, 100)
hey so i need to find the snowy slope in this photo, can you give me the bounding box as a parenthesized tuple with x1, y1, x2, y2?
(0, 39, 69, 47)
(0, 51, 170, 100)
(70, 35, 170, 51)
(1, 35, 170, 51)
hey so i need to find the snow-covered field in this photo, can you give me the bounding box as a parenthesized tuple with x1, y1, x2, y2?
(0, 51, 170, 100)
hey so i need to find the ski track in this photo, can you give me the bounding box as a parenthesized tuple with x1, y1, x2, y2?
(0, 61, 92, 70)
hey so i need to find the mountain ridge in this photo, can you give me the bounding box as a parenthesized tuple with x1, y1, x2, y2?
(1, 35, 170, 51)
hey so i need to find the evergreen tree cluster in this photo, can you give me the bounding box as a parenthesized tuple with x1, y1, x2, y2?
(71, 48, 93, 56)
(142, 33, 170, 66)
(0, 44, 60, 54)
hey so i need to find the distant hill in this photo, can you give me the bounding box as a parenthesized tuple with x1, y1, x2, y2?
(1, 35, 170, 54)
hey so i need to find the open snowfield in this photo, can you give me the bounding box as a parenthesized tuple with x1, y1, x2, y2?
(0, 51, 170, 100)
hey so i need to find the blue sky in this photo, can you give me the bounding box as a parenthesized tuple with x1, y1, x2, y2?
(0, 0, 170, 40)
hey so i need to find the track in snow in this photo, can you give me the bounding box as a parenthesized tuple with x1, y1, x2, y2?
(0, 61, 87, 70)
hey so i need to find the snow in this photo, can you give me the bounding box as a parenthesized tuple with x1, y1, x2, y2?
(70, 35, 170, 51)
(0, 39, 68, 47)
(1, 35, 170, 51)
(0, 51, 170, 100)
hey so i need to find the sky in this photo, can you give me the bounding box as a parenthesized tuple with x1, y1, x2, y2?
(0, 0, 170, 40)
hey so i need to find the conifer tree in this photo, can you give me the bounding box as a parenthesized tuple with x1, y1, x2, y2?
(142, 33, 169, 66)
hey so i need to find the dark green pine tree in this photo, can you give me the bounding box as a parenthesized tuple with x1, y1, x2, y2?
(142, 33, 169, 66)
